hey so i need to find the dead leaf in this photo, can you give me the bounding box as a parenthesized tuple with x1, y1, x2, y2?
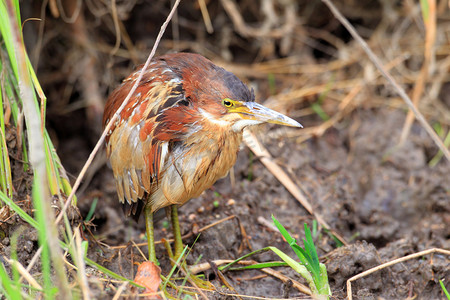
(134, 261, 162, 299)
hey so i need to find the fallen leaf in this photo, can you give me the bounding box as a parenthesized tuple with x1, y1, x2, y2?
(134, 261, 162, 299)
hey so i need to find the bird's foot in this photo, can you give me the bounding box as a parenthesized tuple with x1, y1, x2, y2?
(162, 238, 214, 291)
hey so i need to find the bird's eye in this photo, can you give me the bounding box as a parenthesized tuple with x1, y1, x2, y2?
(222, 99, 234, 108)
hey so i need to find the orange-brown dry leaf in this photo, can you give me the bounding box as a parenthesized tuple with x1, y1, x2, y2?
(134, 261, 162, 299)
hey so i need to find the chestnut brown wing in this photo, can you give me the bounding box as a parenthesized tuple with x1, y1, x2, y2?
(103, 61, 195, 217)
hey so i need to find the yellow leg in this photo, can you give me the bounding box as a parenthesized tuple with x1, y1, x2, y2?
(144, 204, 157, 263)
(170, 205, 184, 260)
(167, 205, 213, 290)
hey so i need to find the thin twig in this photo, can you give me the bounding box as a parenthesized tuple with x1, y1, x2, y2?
(347, 248, 450, 300)
(321, 0, 450, 162)
(55, 0, 182, 225)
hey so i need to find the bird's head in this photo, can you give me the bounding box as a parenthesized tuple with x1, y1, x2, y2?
(160, 53, 302, 132)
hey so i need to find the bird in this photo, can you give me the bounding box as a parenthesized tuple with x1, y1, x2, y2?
(103, 52, 302, 268)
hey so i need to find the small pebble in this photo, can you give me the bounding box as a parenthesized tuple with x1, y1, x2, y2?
(188, 213, 196, 221)
(226, 199, 236, 206)
(24, 241, 34, 253)
(197, 206, 205, 213)
(192, 223, 199, 235)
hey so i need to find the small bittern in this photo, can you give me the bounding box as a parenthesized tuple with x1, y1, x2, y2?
(103, 53, 302, 265)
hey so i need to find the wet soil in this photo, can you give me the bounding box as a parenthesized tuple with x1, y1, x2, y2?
(78, 108, 449, 299)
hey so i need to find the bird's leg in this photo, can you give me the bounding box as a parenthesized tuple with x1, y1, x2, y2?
(170, 205, 184, 259)
(166, 205, 214, 290)
(144, 204, 157, 264)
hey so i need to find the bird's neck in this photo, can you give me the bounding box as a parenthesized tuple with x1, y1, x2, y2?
(183, 121, 243, 177)
(185, 122, 242, 154)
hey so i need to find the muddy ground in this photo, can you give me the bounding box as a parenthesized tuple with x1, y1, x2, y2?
(2, 0, 450, 299)
(76, 108, 448, 299)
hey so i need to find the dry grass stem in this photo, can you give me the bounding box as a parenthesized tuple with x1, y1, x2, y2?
(400, 0, 436, 144)
(74, 228, 91, 299)
(347, 248, 450, 300)
(4, 257, 43, 290)
(198, 0, 213, 33)
(322, 0, 450, 161)
(111, 281, 128, 300)
(220, 0, 296, 38)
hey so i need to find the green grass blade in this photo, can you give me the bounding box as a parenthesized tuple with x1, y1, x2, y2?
(221, 247, 272, 273)
(226, 261, 288, 271)
(268, 246, 317, 294)
(1, 187, 136, 295)
(10, 228, 24, 284)
(303, 223, 321, 278)
(440, 279, 450, 300)
(163, 244, 189, 288)
(420, 0, 430, 22)
(0, 125, 13, 201)
(271, 215, 306, 261)
(0, 190, 38, 227)
(0, 262, 21, 300)
(84, 198, 98, 222)
(429, 130, 450, 167)
(272, 216, 330, 298)
(319, 263, 331, 295)
(31, 177, 54, 299)
(0, 1, 18, 79)
(84, 258, 143, 288)
(304, 223, 319, 263)
(219, 244, 317, 294)
(323, 228, 345, 247)
(311, 102, 330, 121)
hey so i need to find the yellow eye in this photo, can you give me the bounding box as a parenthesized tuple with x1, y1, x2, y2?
(222, 99, 234, 108)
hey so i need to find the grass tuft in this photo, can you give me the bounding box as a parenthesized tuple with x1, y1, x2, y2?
(272, 216, 330, 298)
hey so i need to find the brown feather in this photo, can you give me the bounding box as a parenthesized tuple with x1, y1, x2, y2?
(103, 53, 248, 218)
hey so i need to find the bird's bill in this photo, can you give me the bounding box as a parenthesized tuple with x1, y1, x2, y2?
(236, 102, 303, 128)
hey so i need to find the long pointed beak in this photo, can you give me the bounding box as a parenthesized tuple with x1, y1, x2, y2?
(239, 102, 303, 128)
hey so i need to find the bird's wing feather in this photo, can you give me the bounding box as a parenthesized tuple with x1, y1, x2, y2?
(104, 61, 195, 212)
